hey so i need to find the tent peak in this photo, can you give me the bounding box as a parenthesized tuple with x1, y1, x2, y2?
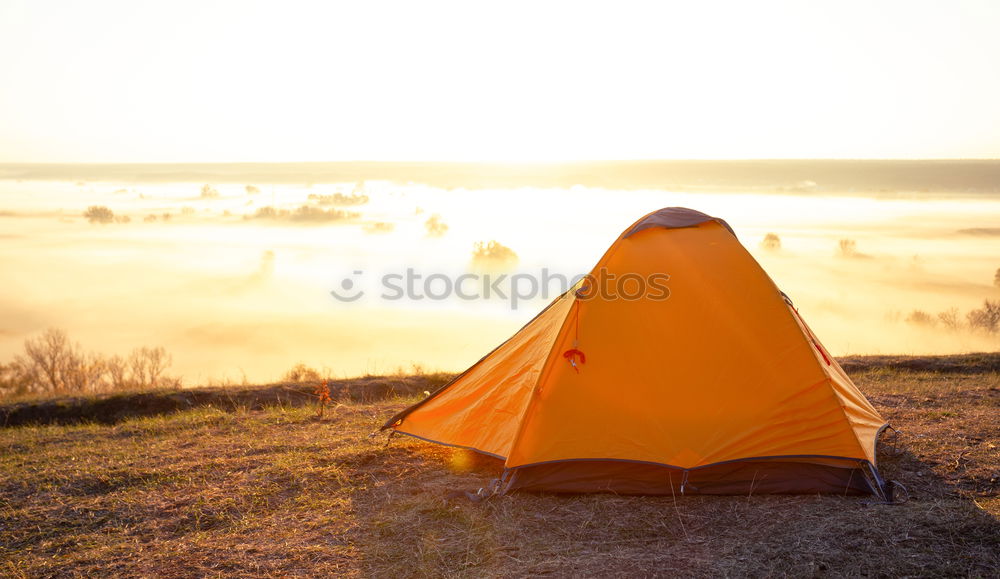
(624, 207, 735, 238)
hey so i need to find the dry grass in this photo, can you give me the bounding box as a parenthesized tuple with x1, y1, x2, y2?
(1, 364, 998, 577)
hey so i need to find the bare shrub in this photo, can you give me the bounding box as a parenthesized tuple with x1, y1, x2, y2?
(106, 354, 130, 390)
(5, 328, 179, 396)
(364, 221, 395, 234)
(283, 363, 324, 383)
(425, 214, 448, 237)
(84, 206, 115, 224)
(471, 240, 518, 266)
(252, 205, 360, 222)
(292, 205, 359, 222)
(966, 299, 1000, 334)
(254, 206, 281, 219)
(307, 192, 369, 206)
(129, 347, 173, 389)
(760, 233, 781, 251)
(837, 238, 857, 258)
(14, 329, 105, 394)
(937, 308, 962, 330)
(905, 310, 936, 327)
(0, 362, 30, 398)
(251, 250, 275, 281)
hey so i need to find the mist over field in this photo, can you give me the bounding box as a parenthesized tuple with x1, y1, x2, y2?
(1, 161, 998, 384)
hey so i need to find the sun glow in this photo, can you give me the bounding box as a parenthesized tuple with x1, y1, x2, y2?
(1, 0, 999, 163)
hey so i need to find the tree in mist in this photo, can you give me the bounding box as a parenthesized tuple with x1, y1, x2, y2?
(967, 300, 1000, 334)
(905, 310, 936, 327)
(937, 308, 962, 330)
(364, 221, 395, 234)
(105, 347, 174, 391)
(2, 328, 179, 397)
(251, 205, 360, 222)
(471, 240, 519, 271)
(144, 214, 158, 223)
(200, 184, 220, 199)
(245, 185, 261, 195)
(84, 205, 115, 224)
(249, 250, 275, 283)
(837, 238, 858, 258)
(425, 214, 448, 237)
(307, 192, 369, 206)
(255, 206, 281, 219)
(0, 362, 29, 397)
(994, 267, 1000, 289)
(13, 328, 104, 393)
(760, 233, 781, 251)
(128, 347, 172, 389)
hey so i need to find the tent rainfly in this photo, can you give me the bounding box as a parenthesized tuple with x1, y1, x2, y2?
(382, 207, 892, 497)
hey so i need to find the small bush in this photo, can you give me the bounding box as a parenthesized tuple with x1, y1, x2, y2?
(425, 214, 448, 237)
(283, 363, 323, 383)
(905, 310, 936, 326)
(471, 240, 518, 266)
(251, 205, 360, 223)
(364, 221, 395, 234)
(292, 205, 359, 222)
(837, 238, 857, 258)
(200, 184, 220, 199)
(760, 233, 781, 251)
(0, 362, 30, 397)
(937, 308, 962, 330)
(307, 192, 369, 206)
(245, 185, 261, 195)
(84, 206, 115, 224)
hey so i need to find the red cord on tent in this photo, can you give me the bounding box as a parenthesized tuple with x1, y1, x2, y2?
(563, 301, 586, 372)
(790, 306, 832, 366)
(563, 349, 586, 372)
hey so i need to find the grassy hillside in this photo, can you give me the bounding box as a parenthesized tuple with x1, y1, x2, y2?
(1, 362, 998, 577)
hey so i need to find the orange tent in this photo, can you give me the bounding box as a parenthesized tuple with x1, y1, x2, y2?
(383, 208, 890, 496)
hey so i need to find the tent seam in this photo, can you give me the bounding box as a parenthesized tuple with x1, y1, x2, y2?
(510, 453, 873, 472)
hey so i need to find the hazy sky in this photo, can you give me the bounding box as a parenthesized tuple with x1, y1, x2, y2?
(1, 0, 998, 162)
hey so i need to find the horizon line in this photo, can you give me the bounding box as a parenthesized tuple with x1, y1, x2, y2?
(2, 157, 1000, 166)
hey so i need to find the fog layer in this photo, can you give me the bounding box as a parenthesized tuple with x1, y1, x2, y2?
(1, 174, 997, 384)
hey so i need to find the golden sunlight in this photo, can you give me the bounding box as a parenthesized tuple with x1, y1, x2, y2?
(1, 3, 1000, 575)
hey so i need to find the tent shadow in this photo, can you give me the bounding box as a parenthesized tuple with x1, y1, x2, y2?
(344, 437, 999, 576)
